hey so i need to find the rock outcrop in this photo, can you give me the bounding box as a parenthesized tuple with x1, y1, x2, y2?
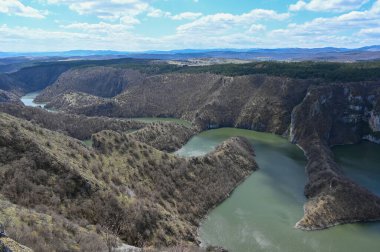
(46, 73, 312, 134)
(35, 67, 145, 102)
(290, 82, 380, 230)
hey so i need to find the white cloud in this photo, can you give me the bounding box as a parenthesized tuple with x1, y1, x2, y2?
(359, 27, 380, 36)
(45, 0, 149, 20)
(61, 21, 137, 33)
(289, 0, 369, 12)
(0, 0, 46, 18)
(2, 1, 380, 51)
(247, 24, 266, 33)
(147, 9, 202, 20)
(171, 12, 202, 20)
(147, 8, 171, 18)
(177, 9, 289, 35)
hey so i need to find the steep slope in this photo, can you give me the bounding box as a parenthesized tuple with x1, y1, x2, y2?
(290, 82, 380, 230)
(43, 70, 380, 231)
(9, 64, 71, 93)
(0, 103, 147, 140)
(47, 73, 312, 134)
(0, 91, 22, 105)
(35, 67, 145, 102)
(0, 74, 24, 95)
(0, 113, 257, 250)
(129, 122, 197, 152)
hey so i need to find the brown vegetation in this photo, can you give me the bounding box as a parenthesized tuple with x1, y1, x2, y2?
(0, 113, 257, 251)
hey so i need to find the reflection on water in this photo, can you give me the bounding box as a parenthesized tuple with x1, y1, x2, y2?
(176, 128, 380, 252)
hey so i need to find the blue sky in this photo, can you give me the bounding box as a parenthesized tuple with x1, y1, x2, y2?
(0, 0, 380, 51)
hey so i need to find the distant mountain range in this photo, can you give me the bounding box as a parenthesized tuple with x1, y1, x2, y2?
(1, 45, 380, 62)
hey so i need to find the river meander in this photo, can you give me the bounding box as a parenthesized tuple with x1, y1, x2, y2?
(20, 92, 380, 252)
(176, 128, 380, 252)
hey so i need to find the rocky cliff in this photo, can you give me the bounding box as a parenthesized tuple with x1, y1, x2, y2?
(45, 73, 312, 134)
(290, 82, 380, 229)
(42, 68, 380, 231)
(35, 67, 145, 102)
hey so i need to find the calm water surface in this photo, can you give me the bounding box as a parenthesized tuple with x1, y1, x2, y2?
(176, 128, 380, 252)
(20, 91, 47, 108)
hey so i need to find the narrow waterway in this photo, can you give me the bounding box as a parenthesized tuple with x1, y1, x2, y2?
(176, 128, 380, 252)
(20, 91, 47, 108)
(21, 91, 380, 251)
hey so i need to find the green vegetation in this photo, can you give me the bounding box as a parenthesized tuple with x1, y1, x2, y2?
(14, 58, 380, 84)
(179, 61, 380, 82)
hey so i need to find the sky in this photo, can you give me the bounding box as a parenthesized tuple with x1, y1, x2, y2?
(0, 0, 380, 52)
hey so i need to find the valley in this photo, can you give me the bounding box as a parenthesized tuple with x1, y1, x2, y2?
(1, 58, 380, 251)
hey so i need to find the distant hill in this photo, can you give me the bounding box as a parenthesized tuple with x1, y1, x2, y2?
(1, 46, 380, 62)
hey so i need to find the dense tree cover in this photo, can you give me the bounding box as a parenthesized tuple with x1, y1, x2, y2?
(2, 58, 380, 96)
(12, 59, 380, 86)
(179, 61, 380, 82)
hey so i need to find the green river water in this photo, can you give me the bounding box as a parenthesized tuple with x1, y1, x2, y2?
(176, 128, 380, 252)
(20, 92, 380, 251)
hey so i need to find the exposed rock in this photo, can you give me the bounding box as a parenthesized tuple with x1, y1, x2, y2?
(35, 67, 144, 102)
(47, 73, 311, 134)
(290, 82, 380, 146)
(369, 110, 380, 132)
(290, 82, 380, 230)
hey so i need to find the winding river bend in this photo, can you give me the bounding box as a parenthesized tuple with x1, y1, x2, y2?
(176, 128, 380, 252)
(20, 92, 47, 108)
(21, 92, 380, 251)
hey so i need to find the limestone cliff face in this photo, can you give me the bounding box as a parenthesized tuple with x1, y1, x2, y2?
(13, 64, 380, 232)
(35, 67, 145, 102)
(290, 82, 380, 146)
(46, 73, 311, 135)
(290, 82, 380, 230)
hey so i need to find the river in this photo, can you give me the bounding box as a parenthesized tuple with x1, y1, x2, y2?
(176, 128, 380, 252)
(21, 92, 380, 251)
(20, 91, 47, 108)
